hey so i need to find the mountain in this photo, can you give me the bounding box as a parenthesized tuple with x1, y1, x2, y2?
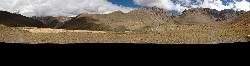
(62, 7, 246, 31)
(0, 7, 247, 31)
(67, 6, 175, 31)
(214, 9, 245, 22)
(32, 16, 72, 28)
(57, 15, 111, 30)
(0, 11, 45, 27)
(231, 11, 250, 27)
(174, 8, 245, 25)
(174, 8, 216, 25)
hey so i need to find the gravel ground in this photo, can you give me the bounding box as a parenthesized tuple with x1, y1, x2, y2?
(0, 25, 249, 44)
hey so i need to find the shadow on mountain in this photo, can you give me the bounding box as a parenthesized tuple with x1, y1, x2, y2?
(56, 16, 111, 31)
(32, 16, 72, 28)
(0, 11, 45, 27)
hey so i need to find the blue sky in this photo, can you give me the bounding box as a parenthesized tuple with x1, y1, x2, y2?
(108, 0, 250, 8)
(108, 0, 139, 8)
(2, 0, 250, 16)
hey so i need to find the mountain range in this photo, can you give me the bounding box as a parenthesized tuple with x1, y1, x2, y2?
(1, 7, 250, 44)
(0, 7, 249, 31)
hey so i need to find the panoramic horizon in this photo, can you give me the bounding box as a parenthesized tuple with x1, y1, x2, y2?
(1, 0, 250, 17)
(0, 0, 249, 44)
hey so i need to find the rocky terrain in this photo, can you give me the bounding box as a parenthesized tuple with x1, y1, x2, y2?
(231, 10, 250, 27)
(0, 7, 249, 44)
(174, 8, 246, 25)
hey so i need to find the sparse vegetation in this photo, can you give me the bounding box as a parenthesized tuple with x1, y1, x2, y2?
(114, 26, 128, 32)
(0, 7, 249, 44)
(104, 29, 113, 32)
(1, 24, 248, 44)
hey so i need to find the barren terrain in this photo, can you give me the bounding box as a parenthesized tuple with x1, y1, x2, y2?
(0, 7, 249, 44)
(1, 24, 249, 44)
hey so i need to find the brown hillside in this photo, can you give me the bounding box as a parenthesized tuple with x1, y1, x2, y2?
(32, 16, 72, 28)
(0, 11, 45, 27)
(73, 7, 175, 31)
(57, 16, 111, 31)
(232, 11, 250, 27)
(174, 8, 245, 25)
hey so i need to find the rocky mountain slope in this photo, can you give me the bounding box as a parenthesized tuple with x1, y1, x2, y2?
(231, 11, 250, 27)
(57, 16, 111, 30)
(32, 16, 72, 28)
(174, 8, 216, 25)
(0, 11, 45, 27)
(174, 8, 245, 25)
(59, 7, 176, 31)
(51, 7, 247, 31)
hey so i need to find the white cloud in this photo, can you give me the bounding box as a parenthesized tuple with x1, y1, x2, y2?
(0, 0, 134, 17)
(234, 0, 250, 11)
(133, 0, 250, 13)
(1, 0, 249, 16)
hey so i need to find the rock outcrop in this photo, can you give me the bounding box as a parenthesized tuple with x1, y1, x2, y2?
(174, 8, 216, 25)
(214, 9, 245, 22)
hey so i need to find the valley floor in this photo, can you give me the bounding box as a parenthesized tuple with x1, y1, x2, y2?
(0, 25, 249, 44)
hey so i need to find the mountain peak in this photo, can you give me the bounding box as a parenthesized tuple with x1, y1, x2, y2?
(182, 8, 216, 15)
(180, 8, 246, 23)
(128, 6, 173, 17)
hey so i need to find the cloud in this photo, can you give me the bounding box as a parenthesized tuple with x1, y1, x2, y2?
(234, 0, 250, 11)
(133, 0, 160, 6)
(0, 0, 134, 17)
(1, 0, 249, 17)
(133, 0, 250, 13)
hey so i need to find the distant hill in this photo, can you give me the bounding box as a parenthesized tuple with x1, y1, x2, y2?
(0, 11, 45, 27)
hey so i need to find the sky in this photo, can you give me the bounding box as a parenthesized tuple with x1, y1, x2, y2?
(108, 0, 139, 8)
(1, 0, 250, 17)
(109, 0, 250, 8)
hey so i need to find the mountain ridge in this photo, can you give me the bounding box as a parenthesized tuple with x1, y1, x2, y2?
(0, 10, 45, 27)
(0, 7, 248, 30)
